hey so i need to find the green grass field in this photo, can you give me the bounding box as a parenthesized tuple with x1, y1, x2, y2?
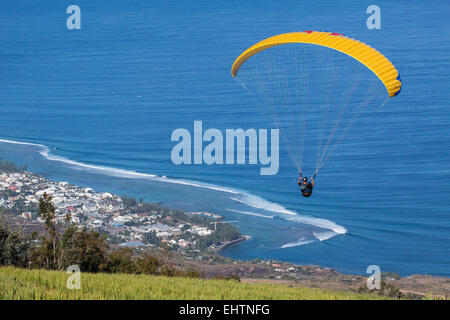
(0, 266, 389, 300)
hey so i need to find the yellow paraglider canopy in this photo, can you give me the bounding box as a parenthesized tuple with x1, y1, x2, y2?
(231, 31, 402, 97)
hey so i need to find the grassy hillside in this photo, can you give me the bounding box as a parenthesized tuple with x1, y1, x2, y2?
(0, 266, 389, 300)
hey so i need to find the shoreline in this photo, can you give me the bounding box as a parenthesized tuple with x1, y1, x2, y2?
(0, 137, 347, 237)
(0, 141, 448, 279)
(0, 163, 243, 256)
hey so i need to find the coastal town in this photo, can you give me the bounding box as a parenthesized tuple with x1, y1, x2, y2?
(0, 161, 242, 255)
(2, 160, 450, 299)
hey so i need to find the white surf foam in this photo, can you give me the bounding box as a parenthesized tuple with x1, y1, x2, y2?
(227, 208, 275, 219)
(0, 138, 347, 239)
(313, 231, 339, 241)
(284, 215, 347, 235)
(281, 238, 315, 248)
(230, 195, 297, 215)
(0, 139, 49, 149)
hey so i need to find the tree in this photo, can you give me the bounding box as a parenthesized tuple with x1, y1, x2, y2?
(158, 264, 177, 277)
(160, 242, 173, 266)
(0, 159, 27, 173)
(121, 195, 137, 208)
(36, 193, 60, 269)
(32, 194, 109, 272)
(60, 227, 109, 272)
(102, 247, 137, 274)
(0, 224, 31, 267)
(136, 253, 160, 275)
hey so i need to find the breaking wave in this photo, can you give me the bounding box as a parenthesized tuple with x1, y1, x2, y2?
(284, 215, 347, 235)
(227, 208, 275, 219)
(281, 238, 315, 248)
(313, 231, 339, 241)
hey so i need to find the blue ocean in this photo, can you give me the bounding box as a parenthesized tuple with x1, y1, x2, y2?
(0, 0, 449, 276)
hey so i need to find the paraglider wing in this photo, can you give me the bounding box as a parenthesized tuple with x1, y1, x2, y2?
(231, 31, 402, 177)
(231, 31, 402, 97)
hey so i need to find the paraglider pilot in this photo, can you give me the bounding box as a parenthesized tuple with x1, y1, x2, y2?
(298, 171, 315, 197)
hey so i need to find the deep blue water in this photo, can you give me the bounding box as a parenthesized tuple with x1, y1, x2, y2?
(0, 0, 449, 276)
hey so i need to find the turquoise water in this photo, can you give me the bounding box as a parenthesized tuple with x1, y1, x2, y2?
(0, 0, 449, 276)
